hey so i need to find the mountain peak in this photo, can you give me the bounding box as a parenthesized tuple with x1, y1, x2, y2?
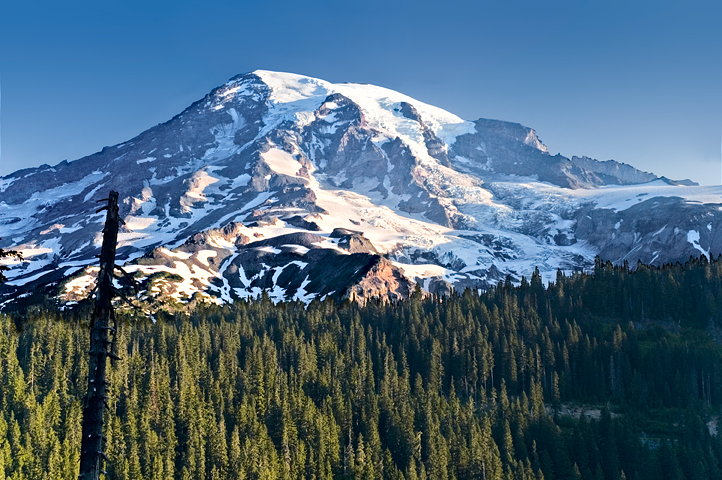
(1, 70, 718, 309)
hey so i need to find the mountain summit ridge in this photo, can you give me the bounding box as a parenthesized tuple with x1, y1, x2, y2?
(0, 70, 717, 307)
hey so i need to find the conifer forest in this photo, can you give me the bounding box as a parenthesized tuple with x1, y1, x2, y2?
(4, 256, 722, 479)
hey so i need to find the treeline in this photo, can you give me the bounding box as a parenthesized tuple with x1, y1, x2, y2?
(559, 255, 722, 328)
(1, 257, 722, 479)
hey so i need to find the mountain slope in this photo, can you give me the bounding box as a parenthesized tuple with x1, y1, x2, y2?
(0, 70, 717, 307)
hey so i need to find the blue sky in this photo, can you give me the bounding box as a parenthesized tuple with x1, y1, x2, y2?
(1, 0, 720, 184)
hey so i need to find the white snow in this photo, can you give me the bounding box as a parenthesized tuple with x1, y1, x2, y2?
(255, 70, 476, 164)
(124, 216, 157, 231)
(7, 71, 722, 307)
(83, 183, 107, 202)
(572, 181, 722, 212)
(282, 244, 310, 255)
(255, 246, 282, 254)
(687, 230, 709, 258)
(261, 148, 305, 178)
(0, 177, 18, 193)
(180, 169, 220, 209)
(292, 275, 316, 303)
(0, 171, 109, 235)
(159, 248, 193, 260)
(62, 268, 98, 297)
(202, 107, 247, 162)
(121, 259, 221, 304)
(196, 250, 218, 267)
(393, 262, 453, 279)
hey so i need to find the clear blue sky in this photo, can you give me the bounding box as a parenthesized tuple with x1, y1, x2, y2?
(1, 0, 720, 184)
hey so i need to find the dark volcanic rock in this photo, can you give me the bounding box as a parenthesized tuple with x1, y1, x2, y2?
(244, 232, 325, 250)
(330, 228, 363, 238)
(329, 228, 378, 254)
(283, 215, 321, 231)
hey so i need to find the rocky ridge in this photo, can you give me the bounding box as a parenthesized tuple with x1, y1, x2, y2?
(0, 70, 718, 308)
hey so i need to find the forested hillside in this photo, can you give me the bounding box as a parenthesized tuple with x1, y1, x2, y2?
(3, 256, 722, 479)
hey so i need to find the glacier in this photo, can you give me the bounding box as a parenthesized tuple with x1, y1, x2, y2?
(0, 70, 719, 308)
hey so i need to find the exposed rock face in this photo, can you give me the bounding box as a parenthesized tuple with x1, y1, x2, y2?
(283, 215, 321, 231)
(449, 119, 664, 189)
(575, 196, 722, 265)
(570, 156, 658, 185)
(182, 222, 250, 251)
(427, 278, 454, 297)
(0, 70, 717, 308)
(330, 228, 378, 254)
(345, 258, 414, 305)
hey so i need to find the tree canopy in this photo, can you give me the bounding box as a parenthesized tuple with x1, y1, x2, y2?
(2, 255, 722, 479)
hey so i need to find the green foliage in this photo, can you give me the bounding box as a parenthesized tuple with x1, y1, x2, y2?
(3, 256, 722, 478)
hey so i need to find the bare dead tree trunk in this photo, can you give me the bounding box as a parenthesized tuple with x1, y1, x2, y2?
(79, 191, 121, 480)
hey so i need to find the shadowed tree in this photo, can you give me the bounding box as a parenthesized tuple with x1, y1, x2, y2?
(0, 240, 22, 283)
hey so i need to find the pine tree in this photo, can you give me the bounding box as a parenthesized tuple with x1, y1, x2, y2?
(0, 241, 22, 284)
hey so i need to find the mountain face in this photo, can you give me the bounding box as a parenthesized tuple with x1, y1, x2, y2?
(0, 70, 718, 308)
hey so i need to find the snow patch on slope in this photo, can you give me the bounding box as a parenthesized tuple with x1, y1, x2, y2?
(687, 230, 709, 258)
(262, 148, 305, 178)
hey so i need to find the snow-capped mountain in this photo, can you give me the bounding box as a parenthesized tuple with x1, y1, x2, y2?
(1, 70, 719, 307)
